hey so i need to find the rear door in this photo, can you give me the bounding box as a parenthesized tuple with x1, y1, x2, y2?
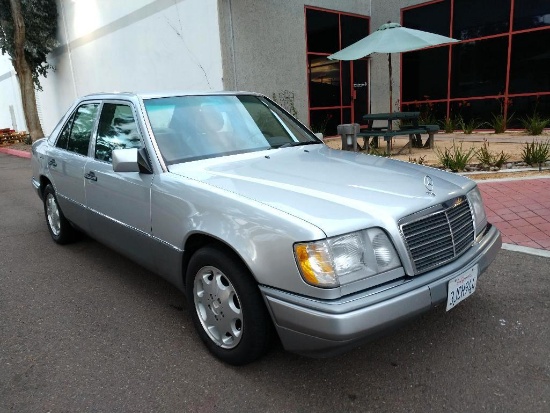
(84, 101, 154, 267)
(46, 102, 100, 229)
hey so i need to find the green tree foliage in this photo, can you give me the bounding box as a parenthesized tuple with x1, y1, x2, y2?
(0, 0, 58, 90)
(0, 0, 58, 139)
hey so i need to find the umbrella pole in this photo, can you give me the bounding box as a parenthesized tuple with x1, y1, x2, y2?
(388, 53, 393, 113)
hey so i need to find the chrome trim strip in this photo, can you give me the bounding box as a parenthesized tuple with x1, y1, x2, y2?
(87, 206, 183, 253)
(57, 192, 86, 210)
(56, 194, 183, 253)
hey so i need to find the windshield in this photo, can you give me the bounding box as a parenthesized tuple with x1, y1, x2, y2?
(144, 95, 321, 164)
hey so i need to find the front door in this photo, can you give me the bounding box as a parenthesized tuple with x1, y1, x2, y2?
(84, 101, 154, 267)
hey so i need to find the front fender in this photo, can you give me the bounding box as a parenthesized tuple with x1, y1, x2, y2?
(150, 173, 328, 298)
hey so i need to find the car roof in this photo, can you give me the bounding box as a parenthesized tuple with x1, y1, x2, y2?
(79, 90, 263, 100)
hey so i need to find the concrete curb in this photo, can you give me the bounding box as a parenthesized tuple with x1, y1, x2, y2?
(0, 147, 31, 159)
(475, 175, 550, 183)
(502, 243, 550, 258)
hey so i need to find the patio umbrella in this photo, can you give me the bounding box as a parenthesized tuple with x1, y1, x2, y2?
(328, 22, 458, 112)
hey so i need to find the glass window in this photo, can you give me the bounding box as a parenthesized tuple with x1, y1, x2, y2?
(145, 95, 319, 164)
(95, 103, 142, 163)
(352, 60, 368, 123)
(342, 108, 351, 125)
(306, 8, 369, 129)
(513, 0, 550, 31)
(58, 103, 99, 156)
(450, 98, 502, 126)
(55, 113, 73, 150)
(402, 102, 447, 125)
(509, 30, 550, 94)
(340, 15, 369, 49)
(451, 37, 508, 98)
(453, 0, 510, 40)
(341, 61, 351, 106)
(402, 0, 451, 36)
(308, 55, 341, 108)
(402, 47, 449, 102)
(507, 95, 550, 128)
(306, 9, 339, 54)
(309, 108, 340, 136)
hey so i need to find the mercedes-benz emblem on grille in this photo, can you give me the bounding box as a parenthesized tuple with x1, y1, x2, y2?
(424, 175, 435, 196)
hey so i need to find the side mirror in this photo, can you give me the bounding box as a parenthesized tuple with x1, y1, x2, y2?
(112, 148, 152, 174)
(314, 132, 324, 140)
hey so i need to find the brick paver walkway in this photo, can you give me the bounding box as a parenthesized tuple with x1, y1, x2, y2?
(478, 178, 550, 250)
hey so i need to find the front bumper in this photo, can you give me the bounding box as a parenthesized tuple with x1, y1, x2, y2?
(260, 224, 502, 357)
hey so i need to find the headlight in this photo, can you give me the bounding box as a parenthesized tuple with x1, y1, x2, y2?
(467, 187, 487, 236)
(294, 228, 401, 288)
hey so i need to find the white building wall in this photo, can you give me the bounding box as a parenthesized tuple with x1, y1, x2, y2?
(1, 0, 224, 136)
(0, 57, 25, 131)
(218, 0, 372, 125)
(1, 0, 436, 135)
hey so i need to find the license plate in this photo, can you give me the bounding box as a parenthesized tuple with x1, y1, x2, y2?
(446, 265, 478, 311)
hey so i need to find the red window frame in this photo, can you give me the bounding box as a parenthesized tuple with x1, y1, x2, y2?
(304, 6, 370, 131)
(400, 0, 550, 128)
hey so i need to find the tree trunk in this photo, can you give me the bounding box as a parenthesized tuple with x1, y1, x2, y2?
(10, 0, 45, 141)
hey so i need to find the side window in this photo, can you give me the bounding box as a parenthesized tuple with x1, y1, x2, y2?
(56, 103, 99, 154)
(95, 103, 142, 163)
(55, 113, 73, 150)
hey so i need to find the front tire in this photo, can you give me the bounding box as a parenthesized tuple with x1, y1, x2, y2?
(43, 184, 77, 244)
(186, 246, 273, 365)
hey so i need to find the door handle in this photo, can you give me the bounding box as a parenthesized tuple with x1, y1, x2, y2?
(48, 159, 57, 167)
(84, 171, 97, 182)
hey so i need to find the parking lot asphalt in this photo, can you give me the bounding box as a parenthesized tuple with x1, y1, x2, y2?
(1, 151, 549, 412)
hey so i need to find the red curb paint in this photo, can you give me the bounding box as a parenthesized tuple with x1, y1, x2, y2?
(0, 147, 31, 159)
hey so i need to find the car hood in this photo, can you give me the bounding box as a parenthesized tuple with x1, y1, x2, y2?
(168, 145, 475, 236)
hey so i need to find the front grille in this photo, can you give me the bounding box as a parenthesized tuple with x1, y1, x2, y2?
(400, 198, 475, 274)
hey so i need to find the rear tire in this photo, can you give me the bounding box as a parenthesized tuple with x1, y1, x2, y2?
(43, 184, 77, 244)
(186, 246, 273, 365)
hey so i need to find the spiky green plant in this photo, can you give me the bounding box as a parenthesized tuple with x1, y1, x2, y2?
(522, 140, 550, 171)
(435, 140, 476, 172)
(440, 117, 455, 133)
(489, 112, 513, 134)
(521, 113, 550, 135)
(476, 140, 510, 168)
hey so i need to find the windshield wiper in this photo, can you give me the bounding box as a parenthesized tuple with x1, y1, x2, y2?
(278, 141, 320, 148)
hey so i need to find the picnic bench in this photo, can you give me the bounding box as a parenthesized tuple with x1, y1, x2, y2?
(356, 112, 439, 154)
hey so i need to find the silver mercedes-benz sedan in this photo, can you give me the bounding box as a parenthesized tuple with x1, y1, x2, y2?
(31, 91, 501, 365)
